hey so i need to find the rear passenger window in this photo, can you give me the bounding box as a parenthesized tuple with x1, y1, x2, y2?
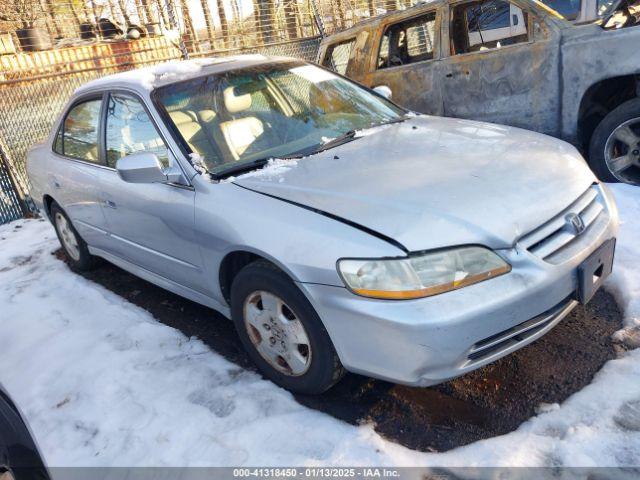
(55, 99, 102, 163)
(451, 0, 529, 55)
(105, 93, 170, 168)
(322, 39, 356, 75)
(378, 12, 437, 69)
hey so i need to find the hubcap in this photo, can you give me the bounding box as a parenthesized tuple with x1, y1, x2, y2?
(55, 212, 81, 261)
(243, 290, 312, 377)
(604, 117, 640, 185)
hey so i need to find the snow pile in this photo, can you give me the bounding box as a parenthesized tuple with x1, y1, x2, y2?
(0, 184, 638, 468)
(235, 157, 300, 181)
(606, 184, 640, 347)
(189, 152, 208, 174)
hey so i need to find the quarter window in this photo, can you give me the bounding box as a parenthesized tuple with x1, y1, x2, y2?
(378, 12, 437, 69)
(105, 93, 169, 168)
(55, 99, 102, 163)
(451, 0, 529, 55)
(322, 39, 356, 75)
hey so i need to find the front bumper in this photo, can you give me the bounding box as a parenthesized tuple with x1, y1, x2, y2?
(299, 184, 619, 386)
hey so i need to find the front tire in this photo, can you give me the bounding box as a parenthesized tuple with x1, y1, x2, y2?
(589, 98, 640, 185)
(230, 261, 345, 394)
(50, 202, 98, 271)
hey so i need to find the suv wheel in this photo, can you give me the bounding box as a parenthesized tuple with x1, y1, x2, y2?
(230, 260, 345, 394)
(589, 98, 640, 185)
(50, 202, 97, 271)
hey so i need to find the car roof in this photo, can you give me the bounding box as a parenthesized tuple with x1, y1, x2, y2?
(73, 54, 298, 96)
(319, 0, 562, 43)
(320, 0, 444, 39)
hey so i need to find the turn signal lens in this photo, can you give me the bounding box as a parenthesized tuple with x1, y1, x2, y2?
(337, 246, 510, 300)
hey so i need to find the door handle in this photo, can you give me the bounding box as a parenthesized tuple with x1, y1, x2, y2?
(104, 200, 117, 209)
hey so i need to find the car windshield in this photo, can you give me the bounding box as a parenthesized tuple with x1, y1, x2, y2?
(155, 61, 405, 176)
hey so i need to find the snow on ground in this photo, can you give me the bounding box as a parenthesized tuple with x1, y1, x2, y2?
(0, 184, 638, 468)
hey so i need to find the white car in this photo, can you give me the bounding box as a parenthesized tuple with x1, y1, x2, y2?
(27, 56, 618, 393)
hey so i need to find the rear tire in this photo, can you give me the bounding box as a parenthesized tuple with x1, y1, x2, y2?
(50, 202, 98, 271)
(588, 98, 640, 185)
(230, 260, 345, 394)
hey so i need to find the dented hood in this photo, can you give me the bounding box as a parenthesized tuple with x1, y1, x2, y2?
(234, 116, 596, 252)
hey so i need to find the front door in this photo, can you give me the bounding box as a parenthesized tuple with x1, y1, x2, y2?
(98, 92, 205, 293)
(440, 0, 561, 135)
(362, 9, 444, 116)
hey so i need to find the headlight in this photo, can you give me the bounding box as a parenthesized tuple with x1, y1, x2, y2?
(337, 246, 511, 300)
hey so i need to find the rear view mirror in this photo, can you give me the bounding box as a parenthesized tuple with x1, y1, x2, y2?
(116, 152, 168, 184)
(373, 85, 392, 100)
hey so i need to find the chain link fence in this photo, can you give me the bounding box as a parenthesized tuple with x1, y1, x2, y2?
(0, 0, 417, 223)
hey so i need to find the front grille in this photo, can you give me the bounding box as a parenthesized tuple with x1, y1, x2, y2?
(518, 185, 609, 264)
(466, 296, 576, 364)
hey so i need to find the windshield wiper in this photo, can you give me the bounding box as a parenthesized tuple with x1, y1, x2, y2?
(370, 115, 409, 128)
(284, 129, 359, 159)
(211, 157, 270, 180)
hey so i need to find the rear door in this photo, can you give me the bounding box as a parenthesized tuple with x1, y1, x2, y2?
(440, 0, 561, 135)
(49, 94, 111, 249)
(97, 91, 205, 292)
(362, 8, 445, 115)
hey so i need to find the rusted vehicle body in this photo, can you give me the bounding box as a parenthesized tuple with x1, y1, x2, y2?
(318, 0, 640, 184)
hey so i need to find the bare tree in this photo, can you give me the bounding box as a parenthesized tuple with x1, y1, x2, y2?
(213, 0, 228, 48)
(368, 0, 377, 17)
(283, 0, 299, 40)
(200, 0, 217, 47)
(0, 0, 42, 29)
(177, 0, 199, 51)
(155, 0, 170, 27)
(42, 0, 62, 36)
(117, 0, 133, 25)
(140, 0, 156, 23)
(255, 0, 274, 43)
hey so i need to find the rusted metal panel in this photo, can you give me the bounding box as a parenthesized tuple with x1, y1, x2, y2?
(560, 24, 640, 142)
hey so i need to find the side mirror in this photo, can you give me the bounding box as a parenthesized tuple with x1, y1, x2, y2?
(373, 85, 392, 100)
(116, 152, 168, 184)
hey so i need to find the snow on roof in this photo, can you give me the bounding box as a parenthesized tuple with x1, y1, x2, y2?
(74, 54, 278, 95)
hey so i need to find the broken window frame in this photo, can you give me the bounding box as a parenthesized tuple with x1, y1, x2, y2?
(376, 10, 439, 70)
(449, 0, 533, 56)
(321, 38, 357, 75)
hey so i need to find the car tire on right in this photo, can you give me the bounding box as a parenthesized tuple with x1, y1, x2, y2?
(589, 98, 640, 185)
(230, 260, 345, 394)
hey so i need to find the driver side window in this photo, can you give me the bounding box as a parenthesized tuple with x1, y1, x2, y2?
(377, 11, 437, 70)
(105, 93, 170, 169)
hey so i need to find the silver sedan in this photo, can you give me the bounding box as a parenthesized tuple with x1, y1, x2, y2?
(27, 56, 619, 393)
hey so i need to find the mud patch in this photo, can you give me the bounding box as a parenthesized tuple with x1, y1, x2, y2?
(70, 251, 623, 452)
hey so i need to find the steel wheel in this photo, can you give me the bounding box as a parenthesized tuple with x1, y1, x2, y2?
(54, 211, 81, 261)
(604, 117, 640, 183)
(243, 290, 312, 377)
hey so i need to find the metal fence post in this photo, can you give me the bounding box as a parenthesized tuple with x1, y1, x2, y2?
(0, 139, 31, 219)
(164, 0, 190, 59)
(310, 0, 327, 37)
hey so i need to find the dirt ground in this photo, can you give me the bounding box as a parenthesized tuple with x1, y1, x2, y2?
(64, 251, 624, 453)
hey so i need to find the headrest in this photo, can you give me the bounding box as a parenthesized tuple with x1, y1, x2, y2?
(198, 109, 217, 123)
(169, 110, 198, 125)
(224, 86, 251, 113)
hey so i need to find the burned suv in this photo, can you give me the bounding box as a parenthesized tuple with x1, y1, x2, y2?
(318, 0, 640, 184)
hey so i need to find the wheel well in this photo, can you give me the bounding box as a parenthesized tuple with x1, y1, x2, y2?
(218, 251, 263, 305)
(42, 194, 55, 219)
(577, 75, 639, 152)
